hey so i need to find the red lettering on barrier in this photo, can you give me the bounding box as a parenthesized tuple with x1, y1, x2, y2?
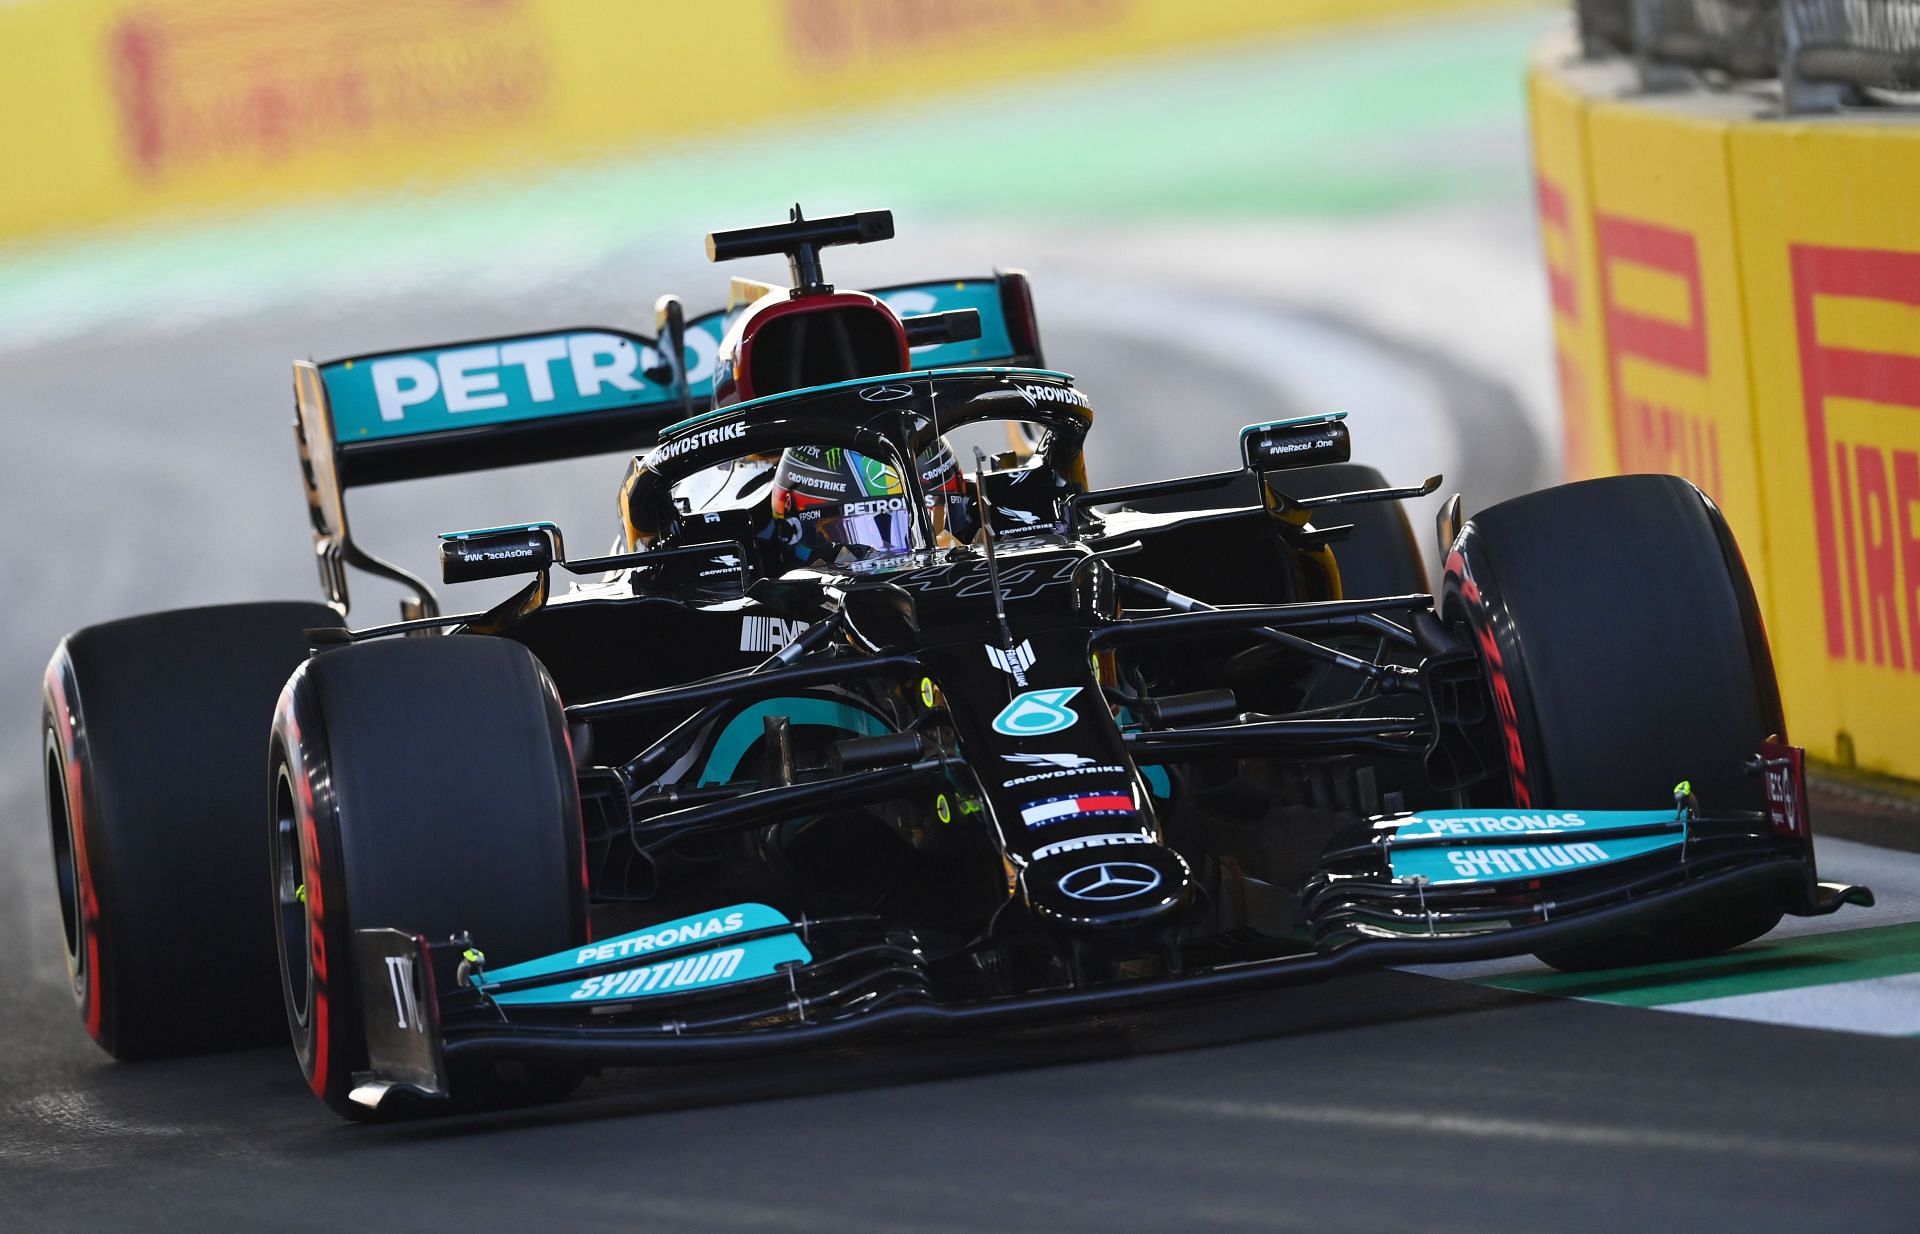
(1790, 245, 1920, 669)
(106, 1, 548, 178)
(1835, 442, 1865, 658)
(1899, 452, 1920, 665)
(1822, 440, 1920, 671)
(1537, 177, 1577, 319)
(1597, 216, 1708, 372)
(1855, 445, 1905, 669)
(1536, 176, 1595, 478)
(787, 0, 1121, 67)
(1595, 215, 1723, 497)
(1553, 348, 1590, 477)
(109, 17, 165, 173)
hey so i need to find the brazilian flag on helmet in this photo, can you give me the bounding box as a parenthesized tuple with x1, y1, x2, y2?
(771, 440, 961, 562)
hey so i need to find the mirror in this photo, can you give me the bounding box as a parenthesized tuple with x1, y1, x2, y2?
(1239, 413, 1351, 473)
(439, 523, 560, 584)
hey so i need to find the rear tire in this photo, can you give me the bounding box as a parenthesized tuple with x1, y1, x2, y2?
(1288, 463, 1427, 598)
(1121, 462, 1427, 597)
(1442, 475, 1786, 971)
(270, 635, 587, 1119)
(41, 602, 342, 1059)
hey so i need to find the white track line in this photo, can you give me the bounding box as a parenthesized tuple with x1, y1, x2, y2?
(1138, 1096, 1920, 1168)
(1659, 973, 1920, 1037)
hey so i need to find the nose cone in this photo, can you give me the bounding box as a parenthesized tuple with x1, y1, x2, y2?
(1021, 841, 1191, 931)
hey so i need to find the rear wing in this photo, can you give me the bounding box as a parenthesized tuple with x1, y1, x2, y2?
(295, 271, 1043, 617)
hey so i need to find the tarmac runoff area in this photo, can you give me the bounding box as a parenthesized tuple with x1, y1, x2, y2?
(2, 10, 1917, 1230)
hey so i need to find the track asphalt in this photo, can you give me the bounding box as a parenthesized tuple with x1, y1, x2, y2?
(3, 10, 1916, 1229)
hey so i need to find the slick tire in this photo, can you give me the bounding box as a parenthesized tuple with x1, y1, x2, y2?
(1288, 463, 1428, 598)
(42, 602, 343, 1059)
(1442, 474, 1787, 972)
(270, 635, 586, 1119)
(1121, 463, 1427, 597)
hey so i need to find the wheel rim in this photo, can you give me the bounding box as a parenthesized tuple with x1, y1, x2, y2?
(43, 730, 82, 984)
(273, 765, 311, 1027)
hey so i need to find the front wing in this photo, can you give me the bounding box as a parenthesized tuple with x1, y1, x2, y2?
(346, 749, 1871, 1113)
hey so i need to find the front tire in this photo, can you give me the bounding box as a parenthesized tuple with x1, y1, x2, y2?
(271, 635, 586, 1118)
(1443, 475, 1786, 970)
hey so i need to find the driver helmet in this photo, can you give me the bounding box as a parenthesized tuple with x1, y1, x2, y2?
(769, 440, 962, 563)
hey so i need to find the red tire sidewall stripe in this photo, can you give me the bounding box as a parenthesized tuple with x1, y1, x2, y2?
(45, 657, 106, 1044)
(1444, 546, 1535, 808)
(279, 704, 331, 1099)
(558, 705, 592, 945)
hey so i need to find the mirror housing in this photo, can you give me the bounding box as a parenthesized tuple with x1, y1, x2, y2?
(1240, 413, 1350, 472)
(902, 309, 982, 348)
(439, 523, 561, 584)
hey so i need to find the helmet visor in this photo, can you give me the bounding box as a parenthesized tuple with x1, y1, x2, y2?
(800, 496, 917, 561)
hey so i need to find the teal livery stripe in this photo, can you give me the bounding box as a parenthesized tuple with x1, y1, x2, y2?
(697, 697, 892, 786)
(322, 330, 678, 443)
(1384, 808, 1683, 886)
(478, 902, 811, 1007)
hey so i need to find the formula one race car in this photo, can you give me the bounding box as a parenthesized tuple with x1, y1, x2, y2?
(41, 207, 1871, 1118)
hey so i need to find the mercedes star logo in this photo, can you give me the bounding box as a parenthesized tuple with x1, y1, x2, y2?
(1058, 861, 1163, 902)
(859, 383, 915, 402)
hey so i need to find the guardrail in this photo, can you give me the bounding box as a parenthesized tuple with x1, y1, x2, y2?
(1532, 4, 1920, 785)
(1575, 0, 1920, 111)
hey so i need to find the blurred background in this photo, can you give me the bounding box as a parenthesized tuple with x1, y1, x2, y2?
(0, 0, 1557, 636)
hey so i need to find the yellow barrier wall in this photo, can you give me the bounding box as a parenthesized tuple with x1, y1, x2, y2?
(0, 0, 1493, 246)
(1529, 40, 1920, 780)
(1582, 90, 1774, 612)
(1528, 64, 1618, 481)
(1733, 120, 1920, 778)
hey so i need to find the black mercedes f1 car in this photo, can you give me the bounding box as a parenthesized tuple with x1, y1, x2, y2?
(41, 207, 1871, 1118)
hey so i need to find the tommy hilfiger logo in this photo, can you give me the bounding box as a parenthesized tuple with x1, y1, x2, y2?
(1020, 791, 1137, 829)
